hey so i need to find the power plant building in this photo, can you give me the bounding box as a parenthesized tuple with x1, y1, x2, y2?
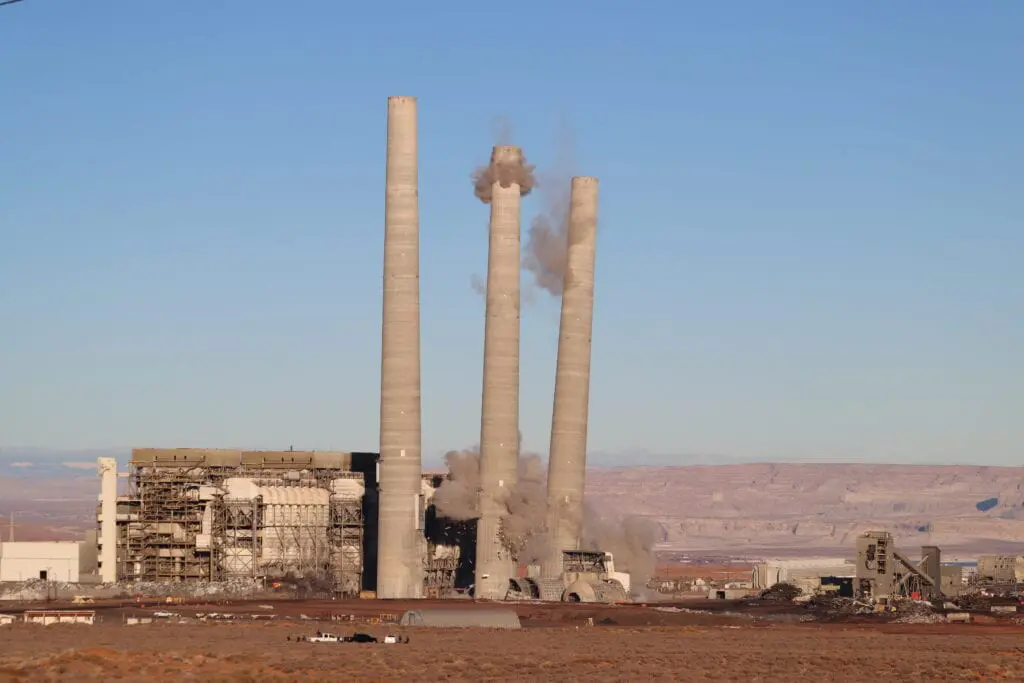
(101, 449, 378, 594)
(79, 98, 613, 603)
(96, 449, 465, 596)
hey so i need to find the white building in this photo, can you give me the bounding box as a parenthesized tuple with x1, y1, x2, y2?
(752, 558, 856, 591)
(0, 541, 97, 583)
(23, 610, 96, 625)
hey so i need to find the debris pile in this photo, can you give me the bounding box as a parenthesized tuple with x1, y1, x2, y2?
(117, 579, 260, 599)
(893, 600, 943, 624)
(953, 594, 992, 611)
(805, 594, 874, 617)
(759, 583, 802, 601)
(0, 578, 261, 602)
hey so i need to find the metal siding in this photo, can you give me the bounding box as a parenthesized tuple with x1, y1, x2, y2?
(399, 608, 521, 629)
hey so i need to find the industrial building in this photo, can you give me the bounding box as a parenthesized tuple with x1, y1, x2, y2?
(854, 532, 942, 600)
(82, 97, 612, 603)
(976, 555, 1024, 584)
(101, 448, 379, 593)
(752, 535, 971, 600)
(0, 539, 98, 583)
(97, 448, 466, 596)
(752, 558, 856, 594)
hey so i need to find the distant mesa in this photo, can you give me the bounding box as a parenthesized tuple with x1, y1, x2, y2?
(976, 497, 999, 513)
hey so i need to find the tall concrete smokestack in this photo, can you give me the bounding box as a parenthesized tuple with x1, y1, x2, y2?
(542, 176, 599, 578)
(377, 96, 424, 599)
(473, 145, 534, 600)
(98, 457, 118, 583)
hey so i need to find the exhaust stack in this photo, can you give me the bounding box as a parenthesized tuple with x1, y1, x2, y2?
(474, 145, 532, 600)
(98, 457, 118, 583)
(377, 96, 424, 599)
(542, 177, 599, 577)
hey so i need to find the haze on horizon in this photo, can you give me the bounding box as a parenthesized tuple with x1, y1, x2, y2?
(1, 2, 1020, 467)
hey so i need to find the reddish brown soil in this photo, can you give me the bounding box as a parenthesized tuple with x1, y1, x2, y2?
(2, 599, 1024, 681)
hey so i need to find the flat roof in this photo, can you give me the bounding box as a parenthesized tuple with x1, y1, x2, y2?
(131, 448, 376, 469)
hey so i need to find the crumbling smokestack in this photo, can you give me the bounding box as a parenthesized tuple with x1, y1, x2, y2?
(377, 96, 425, 599)
(542, 177, 599, 578)
(473, 145, 534, 600)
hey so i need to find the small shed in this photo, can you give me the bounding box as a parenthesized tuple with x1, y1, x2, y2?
(399, 608, 521, 629)
(23, 610, 96, 625)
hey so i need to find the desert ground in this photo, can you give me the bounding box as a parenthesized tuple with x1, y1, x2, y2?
(3, 599, 1024, 682)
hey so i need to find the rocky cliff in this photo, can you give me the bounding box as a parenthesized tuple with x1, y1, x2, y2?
(585, 463, 1024, 555)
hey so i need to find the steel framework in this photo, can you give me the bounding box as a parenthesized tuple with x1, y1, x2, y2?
(210, 496, 262, 580)
(120, 453, 371, 591)
(135, 468, 209, 581)
(330, 498, 364, 596)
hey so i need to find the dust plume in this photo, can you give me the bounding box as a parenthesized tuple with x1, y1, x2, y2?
(522, 124, 576, 296)
(430, 448, 480, 522)
(499, 452, 550, 562)
(472, 152, 536, 204)
(431, 444, 551, 564)
(467, 142, 537, 295)
(581, 502, 662, 589)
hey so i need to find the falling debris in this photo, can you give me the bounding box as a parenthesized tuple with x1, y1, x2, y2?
(432, 446, 549, 563)
(471, 150, 536, 204)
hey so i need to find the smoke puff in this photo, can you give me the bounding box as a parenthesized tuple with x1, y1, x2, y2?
(432, 446, 551, 564)
(433, 447, 662, 581)
(431, 448, 481, 522)
(499, 453, 550, 562)
(472, 156, 537, 204)
(523, 210, 568, 297)
(522, 130, 575, 297)
(581, 502, 662, 589)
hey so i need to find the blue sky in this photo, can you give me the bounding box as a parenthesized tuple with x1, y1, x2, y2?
(1, 1, 1020, 466)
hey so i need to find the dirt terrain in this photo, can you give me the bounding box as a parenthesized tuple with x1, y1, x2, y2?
(3, 599, 1024, 681)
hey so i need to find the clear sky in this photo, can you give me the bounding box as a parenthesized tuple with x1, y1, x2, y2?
(1, 1, 1020, 466)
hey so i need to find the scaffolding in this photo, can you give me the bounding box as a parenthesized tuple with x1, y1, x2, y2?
(135, 468, 209, 582)
(259, 495, 331, 580)
(119, 450, 374, 589)
(329, 498, 364, 596)
(210, 496, 262, 580)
